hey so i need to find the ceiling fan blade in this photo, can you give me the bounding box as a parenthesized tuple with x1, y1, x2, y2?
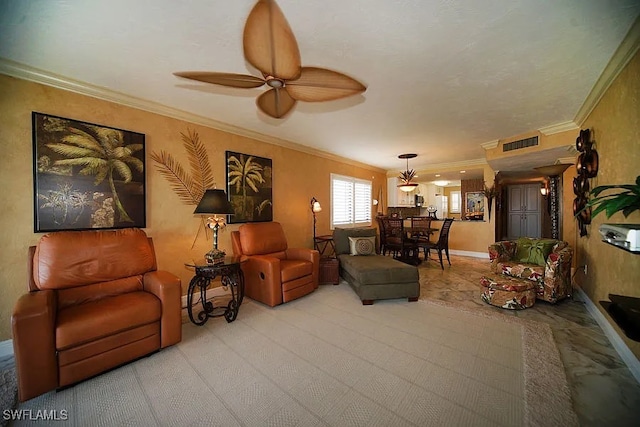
(243, 0, 301, 80)
(286, 67, 367, 102)
(256, 88, 297, 118)
(173, 72, 265, 88)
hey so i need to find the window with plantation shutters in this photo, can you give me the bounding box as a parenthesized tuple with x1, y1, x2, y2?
(331, 174, 372, 229)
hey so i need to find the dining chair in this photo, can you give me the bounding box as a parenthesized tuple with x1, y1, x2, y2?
(423, 218, 454, 269)
(376, 216, 387, 255)
(382, 217, 403, 257)
(384, 217, 420, 264)
(410, 216, 433, 259)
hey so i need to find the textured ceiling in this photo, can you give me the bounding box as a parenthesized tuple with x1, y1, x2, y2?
(1, 0, 638, 172)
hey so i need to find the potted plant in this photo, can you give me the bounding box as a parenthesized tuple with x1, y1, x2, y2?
(586, 175, 640, 218)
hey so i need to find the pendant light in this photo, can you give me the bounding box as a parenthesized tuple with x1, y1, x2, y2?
(398, 153, 419, 192)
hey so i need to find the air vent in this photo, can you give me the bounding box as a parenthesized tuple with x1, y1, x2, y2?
(503, 136, 538, 152)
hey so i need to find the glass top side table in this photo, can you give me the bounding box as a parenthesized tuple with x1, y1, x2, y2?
(184, 256, 245, 325)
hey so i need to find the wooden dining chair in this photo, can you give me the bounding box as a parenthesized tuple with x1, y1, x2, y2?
(382, 217, 403, 256)
(376, 216, 387, 255)
(411, 216, 433, 259)
(423, 218, 454, 269)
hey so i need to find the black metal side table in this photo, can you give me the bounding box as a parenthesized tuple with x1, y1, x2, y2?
(184, 256, 245, 326)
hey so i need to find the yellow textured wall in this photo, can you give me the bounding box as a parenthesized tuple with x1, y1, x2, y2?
(576, 50, 640, 358)
(0, 75, 386, 341)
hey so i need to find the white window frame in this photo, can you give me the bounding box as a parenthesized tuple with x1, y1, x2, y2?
(450, 190, 461, 213)
(330, 173, 372, 229)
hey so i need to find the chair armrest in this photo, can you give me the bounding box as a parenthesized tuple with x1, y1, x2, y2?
(286, 248, 318, 263)
(488, 241, 517, 273)
(12, 290, 57, 402)
(143, 270, 182, 348)
(242, 256, 283, 306)
(286, 248, 320, 289)
(545, 245, 573, 277)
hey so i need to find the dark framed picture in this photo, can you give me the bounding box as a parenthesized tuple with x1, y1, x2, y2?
(226, 151, 272, 223)
(32, 112, 146, 232)
(465, 191, 484, 220)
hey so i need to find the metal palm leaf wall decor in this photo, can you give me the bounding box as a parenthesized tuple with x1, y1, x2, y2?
(150, 128, 218, 247)
(150, 128, 215, 206)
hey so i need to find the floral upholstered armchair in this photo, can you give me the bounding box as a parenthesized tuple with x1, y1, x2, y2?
(488, 238, 573, 303)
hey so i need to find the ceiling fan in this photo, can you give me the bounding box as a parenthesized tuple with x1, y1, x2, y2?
(173, 0, 367, 119)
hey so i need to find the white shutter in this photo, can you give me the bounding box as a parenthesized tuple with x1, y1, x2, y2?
(332, 177, 353, 226)
(354, 180, 372, 224)
(331, 174, 372, 228)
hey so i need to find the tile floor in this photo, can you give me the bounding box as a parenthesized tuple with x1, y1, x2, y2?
(418, 253, 640, 426)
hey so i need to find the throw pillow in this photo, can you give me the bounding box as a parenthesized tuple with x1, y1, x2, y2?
(515, 238, 557, 266)
(348, 236, 376, 256)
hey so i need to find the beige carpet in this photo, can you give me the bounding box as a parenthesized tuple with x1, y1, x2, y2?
(12, 283, 577, 426)
(0, 365, 17, 427)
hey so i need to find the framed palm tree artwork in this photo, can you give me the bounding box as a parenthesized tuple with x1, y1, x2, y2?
(32, 112, 146, 232)
(226, 151, 273, 223)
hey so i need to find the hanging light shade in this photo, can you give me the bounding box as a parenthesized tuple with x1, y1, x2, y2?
(398, 153, 418, 192)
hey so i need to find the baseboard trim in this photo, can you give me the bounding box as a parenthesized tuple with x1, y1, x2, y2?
(0, 339, 13, 358)
(449, 250, 489, 259)
(575, 287, 640, 384)
(180, 286, 227, 309)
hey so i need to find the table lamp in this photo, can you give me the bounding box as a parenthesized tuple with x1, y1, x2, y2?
(194, 189, 235, 263)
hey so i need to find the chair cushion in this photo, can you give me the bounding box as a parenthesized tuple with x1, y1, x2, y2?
(239, 222, 288, 255)
(348, 236, 376, 256)
(280, 259, 312, 283)
(497, 261, 544, 282)
(34, 228, 155, 290)
(515, 237, 557, 266)
(56, 291, 161, 350)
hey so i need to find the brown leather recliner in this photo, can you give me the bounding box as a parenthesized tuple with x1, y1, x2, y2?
(231, 222, 319, 306)
(12, 228, 182, 402)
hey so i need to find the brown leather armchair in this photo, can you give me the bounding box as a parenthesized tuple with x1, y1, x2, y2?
(231, 222, 319, 306)
(12, 228, 182, 402)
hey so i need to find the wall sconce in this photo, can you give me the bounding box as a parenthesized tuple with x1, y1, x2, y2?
(310, 197, 322, 241)
(540, 181, 549, 197)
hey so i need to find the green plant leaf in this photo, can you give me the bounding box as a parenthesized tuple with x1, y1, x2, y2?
(622, 205, 640, 217)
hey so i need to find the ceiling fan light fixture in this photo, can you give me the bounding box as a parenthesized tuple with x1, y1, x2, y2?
(266, 77, 285, 88)
(172, 0, 366, 119)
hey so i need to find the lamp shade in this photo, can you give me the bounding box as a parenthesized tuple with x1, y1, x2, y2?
(193, 189, 235, 215)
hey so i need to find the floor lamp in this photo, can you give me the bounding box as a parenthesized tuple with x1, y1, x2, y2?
(310, 197, 322, 244)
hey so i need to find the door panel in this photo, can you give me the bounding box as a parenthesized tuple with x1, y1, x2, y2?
(507, 184, 542, 239)
(509, 186, 524, 212)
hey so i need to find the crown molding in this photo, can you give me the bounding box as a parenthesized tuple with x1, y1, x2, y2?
(538, 121, 579, 136)
(480, 140, 499, 150)
(574, 16, 640, 126)
(0, 58, 386, 174)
